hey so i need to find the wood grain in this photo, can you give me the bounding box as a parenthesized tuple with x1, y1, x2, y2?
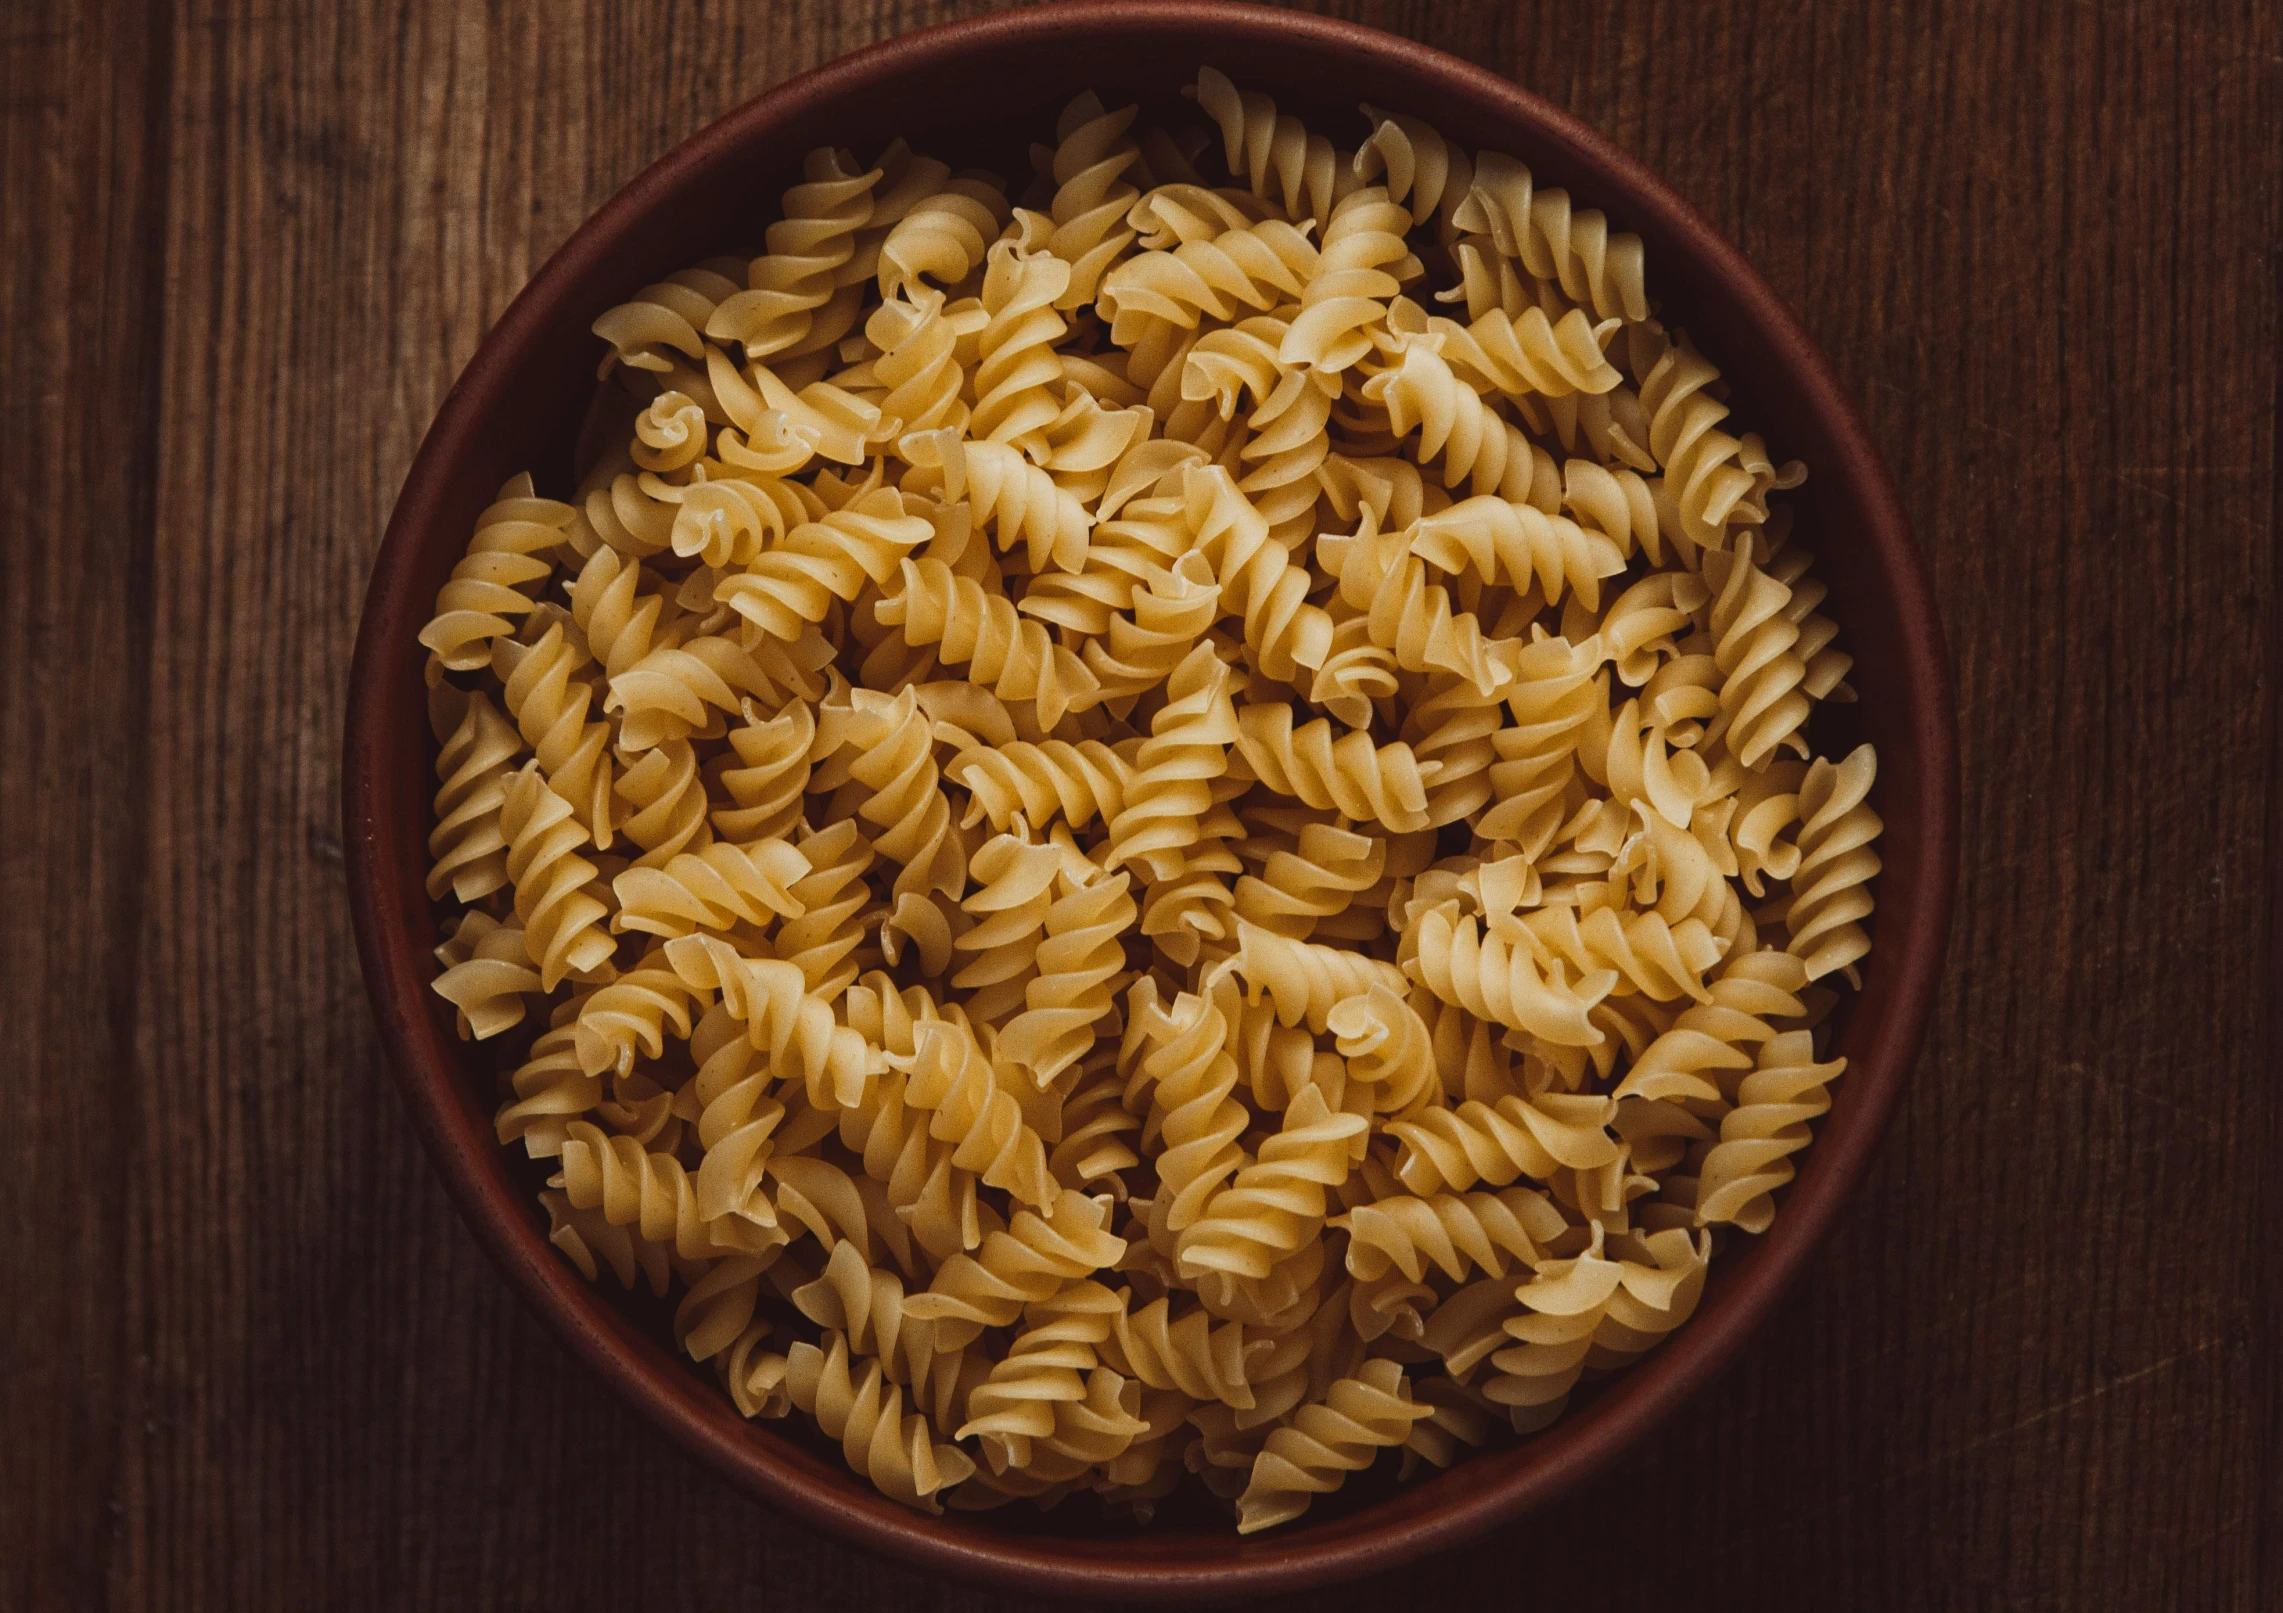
(2, 0, 2274, 1608)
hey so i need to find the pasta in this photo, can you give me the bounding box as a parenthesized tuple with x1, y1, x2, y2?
(416, 74, 1883, 1531)
(1335, 1182, 1570, 1285)
(609, 836, 809, 941)
(1785, 745, 1883, 983)
(1176, 1085, 1367, 1281)
(704, 147, 883, 364)
(426, 690, 524, 903)
(1232, 703, 1436, 834)
(1187, 67, 1356, 227)
(1279, 187, 1417, 374)
(431, 910, 540, 1040)
(890, 1017, 1057, 1207)
(417, 480, 575, 673)
(876, 555, 1100, 726)
(497, 764, 617, 990)
(1236, 1358, 1430, 1532)
(1034, 96, 1145, 311)
(493, 617, 618, 843)
(1232, 817, 1385, 940)
(783, 1333, 977, 1512)
(997, 861, 1137, 1084)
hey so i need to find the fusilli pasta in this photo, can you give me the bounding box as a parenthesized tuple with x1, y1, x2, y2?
(418, 74, 1882, 1531)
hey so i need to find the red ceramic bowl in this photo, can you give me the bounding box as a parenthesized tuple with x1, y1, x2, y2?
(343, 1, 1958, 1598)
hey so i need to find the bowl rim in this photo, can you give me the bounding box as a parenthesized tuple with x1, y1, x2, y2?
(343, 0, 1959, 1597)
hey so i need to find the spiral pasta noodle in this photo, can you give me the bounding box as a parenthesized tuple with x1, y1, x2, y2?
(1431, 302, 1625, 402)
(1324, 983, 1441, 1116)
(1081, 549, 1219, 705)
(1106, 640, 1241, 877)
(1354, 105, 1473, 236)
(705, 147, 883, 363)
(418, 479, 575, 673)
(864, 290, 984, 436)
(1333, 1184, 1568, 1284)
(1176, 1084, 1367, 1282)
(1368, 338, 1567, 508)
(888, 1018, 1056, 1208)
(1386, 1089, 1622, 1196)
(1179, 316, 1335, 537)
(426, 689, 524, 903)
(1098, 216, 1318, 345)
(492, 618, 617, 844)
(1786, 744, 1883, 983)
(1236, 1358, 1429, 1533)
(1638, 336, 1787, 553)
(1409, 490, 1625, 609)
(957, 1281, 1151, 1476)
(946, 736, 1137, 834)
(833, 983, 982, 1261)
(834, 684, 966, 903)
(879, 178, 1011, 298)
(1483, 1224, 1710, 1427)
(794, 1239, 962, 1393)
(998, 862, 1136, 1085)
(712, 485, 934, 645)
(1186, 67, 1356, 227)
(1403, 899, 1615, 1048)
(608, 837, 809, 942)
(419, 77, 1882, 1529)
(556, 1119, 775, 1262)
(905, 1189, 1128, 1337)
(1279, 186, 1416, 374)
(707, 699, 814, 843)
(1033, 95, 1145, 308)
(1047, 1056, 1143, 1193)
(1452, 150, 1650, 325)
(946, 831, 1060, 1025)
(1318, 507, 1513, 697)
(772, 819, 878, 999)
(1233, 703, 1436, 834)
(1611, 949, 1810, 1104)
(431, 910, 541, 1040)
(1216, 921, 1410, 1033)
(899, 427, 1093, 577)
(590, 261, 746, 380)
(784, 1333, 977, 1512)
(882, 556, 1100, 727)
(496, 763, 617, 991)
(571, 945, 706, 1079)
(1689, 1029, 1845, 1233)
(1101, 1293, 1264, 1409)
(970, 236, 1072, 446)
(1232, 817, 1384, 940)
(1183, 463, 1334, 682)
(666, 933, 880, 1111)
(1399, 672, 1505, 829)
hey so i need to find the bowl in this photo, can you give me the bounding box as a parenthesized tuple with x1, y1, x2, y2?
(342, 1, 1959, 1597)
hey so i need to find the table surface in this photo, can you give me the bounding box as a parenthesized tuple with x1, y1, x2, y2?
(5, 0, 2276, 1608)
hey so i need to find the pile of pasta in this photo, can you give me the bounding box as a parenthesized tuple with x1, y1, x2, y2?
(418, 70, 1884, 1533)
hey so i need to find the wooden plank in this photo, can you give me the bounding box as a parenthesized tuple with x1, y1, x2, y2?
(0, 1, 171, 1608)
(0, 0, 2273, 1606)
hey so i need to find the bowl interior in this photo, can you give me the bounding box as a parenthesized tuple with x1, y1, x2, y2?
(346, 3, 1953, 1596)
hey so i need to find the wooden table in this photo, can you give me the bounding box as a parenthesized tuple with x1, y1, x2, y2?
(5, 0, 2274, 1607)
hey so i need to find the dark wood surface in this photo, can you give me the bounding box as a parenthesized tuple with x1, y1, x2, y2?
(4, 1, 2274, 1607)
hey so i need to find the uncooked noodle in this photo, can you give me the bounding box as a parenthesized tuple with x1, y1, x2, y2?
(416, 70, 1882, 1532)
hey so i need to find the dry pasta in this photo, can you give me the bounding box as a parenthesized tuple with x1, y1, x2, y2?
(416, 72, 1882, 1533)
